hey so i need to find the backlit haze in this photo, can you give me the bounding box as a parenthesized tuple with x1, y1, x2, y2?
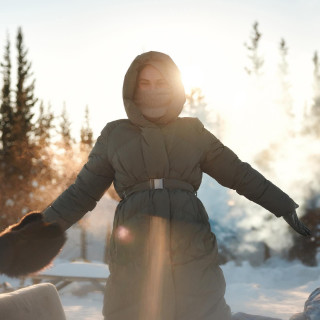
(1, 1, 320, 250)
(1, 0, 319, 138)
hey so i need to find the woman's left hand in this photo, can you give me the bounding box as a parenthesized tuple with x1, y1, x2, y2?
(283, 210, 311, 237)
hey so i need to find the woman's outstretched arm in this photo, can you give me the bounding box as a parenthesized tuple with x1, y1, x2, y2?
(196, 118, 310, 235)
(42, 123, 115, 230)
(0, 124, 114, 277)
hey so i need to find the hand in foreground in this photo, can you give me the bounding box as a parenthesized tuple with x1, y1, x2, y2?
(0, 211, 66, 277)
(283, 210, 311, 237)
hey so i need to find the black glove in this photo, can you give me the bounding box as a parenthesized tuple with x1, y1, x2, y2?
(283, 210, 311, 237)
(0, 211, 67, 278)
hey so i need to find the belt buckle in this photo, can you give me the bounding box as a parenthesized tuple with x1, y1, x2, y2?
(150, 178, 164, 189)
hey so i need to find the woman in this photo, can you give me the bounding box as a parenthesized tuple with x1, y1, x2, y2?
(0, 51, 310, 320)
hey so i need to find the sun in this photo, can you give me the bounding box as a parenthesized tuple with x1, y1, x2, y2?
(179, 64, 206, 94)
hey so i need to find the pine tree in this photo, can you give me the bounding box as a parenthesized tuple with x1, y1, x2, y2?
(0, 28, 38, 227)
(182, 87, 224, 136)
(0, 34, 14, 227)
(184, 87, 206, 118)
(278, 38, 294, 117)
(79, 105, 94, 261)
(12, 27, 38, 176)
(55, 102, 79, 189)
(311, 51, 320, 134)
(35, 101, 54, 148)
(0, 34, 14, 163)
(244, 21, 264, 76)
(34, 100, 54, 184)
(60, 102, 73, 150)
(80, 105, 93, 151)
(303, 51, 320, 137)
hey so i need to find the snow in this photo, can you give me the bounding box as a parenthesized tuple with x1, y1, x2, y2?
(5, 199, 14, 207)
(224, 257, 319, 319)
(1, 256, 318, 319)
(21, 207, 28, 214)
(2, 256, 316, 319)
(39, 261, 110, 279)
(61, 292, 104, 320)
(62, 256, 318, 320)
(32, 180, 39, 187)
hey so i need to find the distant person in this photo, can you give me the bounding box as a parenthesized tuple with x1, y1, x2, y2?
(0, 51, 311, 320)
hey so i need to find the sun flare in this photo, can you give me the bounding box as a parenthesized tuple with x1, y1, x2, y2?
(179, 64, 206, 94)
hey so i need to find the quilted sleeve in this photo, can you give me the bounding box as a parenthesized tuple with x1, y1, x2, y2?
(196, 118, 298, 217)
(43, 123, 115, 229)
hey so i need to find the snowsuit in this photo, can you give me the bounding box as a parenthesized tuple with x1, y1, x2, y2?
(43, 51, 299, 320)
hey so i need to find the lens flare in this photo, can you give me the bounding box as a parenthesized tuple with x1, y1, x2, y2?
(139, 216, 170, 320)
(115, 226, 133, 243)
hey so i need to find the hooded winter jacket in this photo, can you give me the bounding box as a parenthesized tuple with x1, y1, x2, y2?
(43, 51, 298, 320)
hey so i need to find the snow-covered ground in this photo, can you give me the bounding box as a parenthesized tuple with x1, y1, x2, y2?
(225, 257, 319, 319)
(61, 291, 104, 320)
(57, 256, 318, 320)
(62, 256, 319, 320)
(1, 256, 318, 320)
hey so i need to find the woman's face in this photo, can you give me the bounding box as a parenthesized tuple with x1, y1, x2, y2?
(136, 65, 169, 91)
(134, 64, 172, 120)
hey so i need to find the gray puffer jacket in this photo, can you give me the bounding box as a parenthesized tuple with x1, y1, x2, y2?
(43, 51, 298, 320)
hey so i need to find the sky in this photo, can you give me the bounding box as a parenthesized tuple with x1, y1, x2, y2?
(0, 0, 319, 139)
